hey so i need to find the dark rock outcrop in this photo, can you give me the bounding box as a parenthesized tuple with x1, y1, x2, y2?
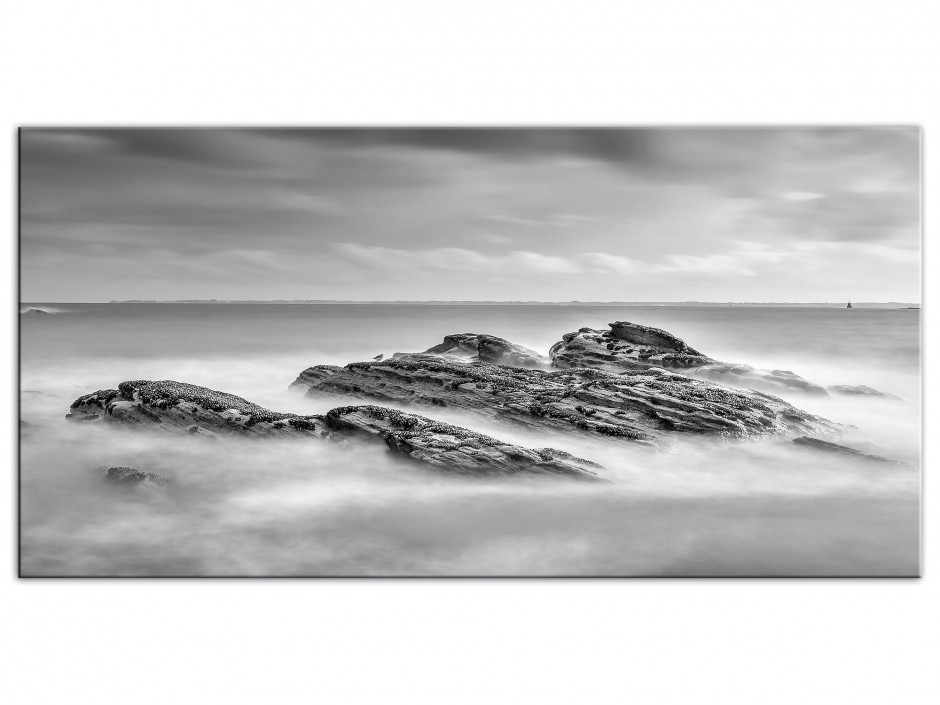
(549, 321, 829, 397)
(325, 405, 601, 479)
(396, 333, 549, 368)
(67, 381, 327, 438)
(106, 466, 171, 486)
(790, 436, 900, 464)
(67, 380, 603, 480)
(549, 324, 710, 372)
(826, 384, 901, 400)
(291, 356, 836, 445)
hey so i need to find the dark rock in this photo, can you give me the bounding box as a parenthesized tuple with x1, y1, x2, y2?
(325, 405, 601, 479)
(395, 333, 549, 368)
(790, 436, 901, 464)
(549, 321, 829, 396)
(826, 384, 901, 400)
(290, 356, 837, 445)
(106, 466, 171, 485)
(67, 380, 604, 480)
(609, 320, 705, 354)
(66, 381, 327, 438)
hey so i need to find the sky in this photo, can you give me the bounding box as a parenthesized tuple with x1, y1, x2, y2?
(19, 127, 921, 302)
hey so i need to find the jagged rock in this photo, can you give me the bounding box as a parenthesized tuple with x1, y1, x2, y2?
(324, 405, 601, 479)
(66, 381, 327, 437)
(105, 466, 171, 486)
(790, 436, 900, 464)
(549, 321, 829, 397)
(826, 384, 901, 400)
(549, 322, 709, 372)
(66, 380, 603, 479)
(290, 356, 836, 445)
(395, 333, 549, 368)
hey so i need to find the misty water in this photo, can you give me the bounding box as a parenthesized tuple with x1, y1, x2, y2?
(19, 303, 921, 576)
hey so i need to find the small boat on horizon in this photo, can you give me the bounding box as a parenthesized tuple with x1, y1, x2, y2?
(846, 301, 853, 308)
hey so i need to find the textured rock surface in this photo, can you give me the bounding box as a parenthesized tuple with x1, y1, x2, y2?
(291, 356, 835, 445)
(67, 380, 327, 438)
(67, 380, 602, 479)
(396, 333, 549, 368)
(106, 466, 171, 486)
(324, 405, 601, 479)
(549, 321, 829, 396)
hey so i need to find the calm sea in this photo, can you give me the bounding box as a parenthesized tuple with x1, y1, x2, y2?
(18, 303, 921, 576)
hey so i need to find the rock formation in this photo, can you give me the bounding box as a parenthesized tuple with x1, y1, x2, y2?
(105, 466, 172, 486)
(790, 436, 901, 464)
(325, 405, 601, 479)
(291, 356, 836, 445)
(549, 321, 829, 396)
(826, 384, 901, 400)
(67, 380, 602, 480)
(395, 333, 549, 368)
(67, 380, 327, 438)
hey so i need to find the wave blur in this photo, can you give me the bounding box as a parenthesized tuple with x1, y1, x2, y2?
(19, 303, 921, 576)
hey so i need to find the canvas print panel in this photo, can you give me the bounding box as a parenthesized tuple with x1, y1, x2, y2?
(18, 128, 921, 576)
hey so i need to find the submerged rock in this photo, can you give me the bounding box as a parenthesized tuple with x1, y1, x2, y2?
(106, 466, 171, 486)
(67, 380, 603, 480)
(549, 321, 829, 397)
(396, 333, 549, 368)
(826, 384, 901, 400)
(790, 436, 901, 464)
(325, 405, 601, 479)
(291, 356, 836, 445)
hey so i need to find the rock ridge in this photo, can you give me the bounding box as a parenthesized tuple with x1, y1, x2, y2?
(291, 355, 837, 445)
(549, 321, 830, 397)
(67, 380, 602, 480)
(395, 332, 549, 368)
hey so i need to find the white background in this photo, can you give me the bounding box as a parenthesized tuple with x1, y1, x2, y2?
(1, 1, 936, 703)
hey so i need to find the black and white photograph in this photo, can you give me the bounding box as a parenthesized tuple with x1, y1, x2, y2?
(18, 127, 921, 577)
(5, 2, 940, 704)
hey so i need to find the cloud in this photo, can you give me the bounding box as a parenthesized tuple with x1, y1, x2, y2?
(749, 188, 919, 243)
(484, 213, 605, 229)
(656, 254, 759, 277)
(578, 253, 638, 275)
(19, 127, 921, 302)
(335, 243, 637, 277)
(781, 191, 825, 201)
(652, 241, 801, 277)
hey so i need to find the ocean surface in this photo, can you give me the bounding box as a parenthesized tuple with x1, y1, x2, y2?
(19, 303, 921, 576)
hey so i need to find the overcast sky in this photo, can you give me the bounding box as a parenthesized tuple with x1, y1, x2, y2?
(20, 127, 920, 302)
